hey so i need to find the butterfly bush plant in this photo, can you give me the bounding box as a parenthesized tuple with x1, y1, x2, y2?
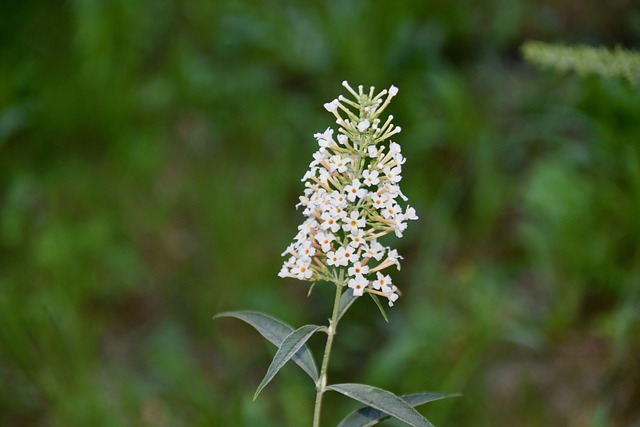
(216, 82, 456, 427)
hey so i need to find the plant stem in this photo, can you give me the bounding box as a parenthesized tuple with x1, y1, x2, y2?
(312, 276, 344, 427)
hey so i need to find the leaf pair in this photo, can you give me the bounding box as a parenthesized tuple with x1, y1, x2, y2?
(216, 289, 359, 387)
(214, 308, 459, 426)
(213, 311, 322, 397)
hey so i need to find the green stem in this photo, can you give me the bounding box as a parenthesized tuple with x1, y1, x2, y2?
(312, 275, 344, 427)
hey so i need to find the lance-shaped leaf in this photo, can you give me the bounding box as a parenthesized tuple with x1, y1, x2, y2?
(338, 288, 359, 321)
(327, 383, 435, 427)
(369, 294, 389, 323)
(338, 392, 460, 427)
(214, 311, 318, 382)
(254, 324, 324, 400)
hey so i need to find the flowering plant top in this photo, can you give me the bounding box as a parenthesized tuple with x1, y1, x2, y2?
(217, 82, 455, 427)
(279, 81, 417, 306)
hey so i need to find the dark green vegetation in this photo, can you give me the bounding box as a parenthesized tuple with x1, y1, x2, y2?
(1, 1, 639, 426)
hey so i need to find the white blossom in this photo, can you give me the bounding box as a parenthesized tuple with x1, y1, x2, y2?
(362, 169, 380, 186)
(279, 82, 418, 307)
(315, 232, 335, 252)
(372, 272, 392, 290)
(348, 261, 370, 277)
(348, 229, 367, 248)
(365, 240, 386, 261)
(324, 100, 339, 113)
(382, 166, 402, 183)
(314, 127, 334, 148)
(348, 274, 368, 296)
(342, 210, 366, 233)
(329, 155, 352, 173)
(344, 179, 367, 202)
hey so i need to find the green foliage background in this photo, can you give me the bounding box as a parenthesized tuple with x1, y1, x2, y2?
(1, 1, 639, 426)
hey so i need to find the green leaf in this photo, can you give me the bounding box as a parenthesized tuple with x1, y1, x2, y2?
(369, 294, 389, 323)
(254, 324, 324, 400)
(213, 311, 318, 382)
(338, 288, 359, 321)
(338, 392, 460, 427)
(327, 383, 435, 427)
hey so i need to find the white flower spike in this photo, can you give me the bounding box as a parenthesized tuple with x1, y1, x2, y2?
(279, 82, 417, 306)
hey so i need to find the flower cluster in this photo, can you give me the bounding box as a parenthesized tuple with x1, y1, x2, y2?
(278, 81, 417, 306)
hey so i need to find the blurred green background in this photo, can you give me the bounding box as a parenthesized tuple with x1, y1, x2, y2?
(1, 1, 640, 426)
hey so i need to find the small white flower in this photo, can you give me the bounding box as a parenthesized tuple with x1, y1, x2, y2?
(303, 218, 320, 231)
(381, 182, 408, 201)
(329, 191, 348, 208)
(381, 203, 401, 220)
(370, 192, 389, 210)
(387, 292, 399, 306)
(365, 239, 385, 261)
(348, 261, 370, 277)
(298, 241, 316, 261)
(344, 179, 367, 202)
(307, 189, 327, 207)
(317, 168, 333, 185)
(329, 155, 352, 173)
(383, 166, 402, 183)
(301, 169, 315, 182)
(326, 250, 339, 266)
(388, 85, 398, 96)
(315, 232, 336, 252)
(393, 206, 418, 238)
(342, 210, 366, 233)
(335, 246, 358, 266)
(362, 169, 380, 186)
(394, 217, 408, 238)
(324, 99, 339, 112)
(291, 261, 314, 280)
(320, 211, 341, 233)
(348, 229, 366, 248)
(278, 265, 289, 278)
(281, 243, 296, 257)
(387, 249, 403, 270)
(348, 274, 368, 296)
(314, 127, 334, 148)
(389, 141, 401, 154)
(404, 206, 418, 220)
(311, 150, 328, 165)
(372, 272, 392, 290)
(279, 256, 296, 277)
(389, 142, 406, 165)
(367, 145, 379, 158)
(294, 229, 309, 243)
